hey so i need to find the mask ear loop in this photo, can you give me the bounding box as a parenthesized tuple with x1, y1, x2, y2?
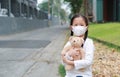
(70, 25, 73, 30)
(85, 26, 88, 31)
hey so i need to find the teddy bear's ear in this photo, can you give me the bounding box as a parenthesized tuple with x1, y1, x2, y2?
(81, 38, 84, 44)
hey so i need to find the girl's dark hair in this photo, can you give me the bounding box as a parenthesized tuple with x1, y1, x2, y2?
(70, 14, 89, 46)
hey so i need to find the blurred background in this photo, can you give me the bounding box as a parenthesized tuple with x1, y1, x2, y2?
(0, 0, 120, 22)
(0, 0, 119, 49)
(0, 0, 120, 77)
(0, 0, 120, 35)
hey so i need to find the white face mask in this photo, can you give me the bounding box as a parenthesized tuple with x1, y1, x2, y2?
(72, 26, 87, 36)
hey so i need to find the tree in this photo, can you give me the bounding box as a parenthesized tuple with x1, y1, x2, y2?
(60, 8, 67, 21)
(37, 0, 60, 16)
(64, 0, 83, 14)
(38, 1, 49, 12)
(37, 0, 68, 22)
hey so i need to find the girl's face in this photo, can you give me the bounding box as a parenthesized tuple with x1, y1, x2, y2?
(71, 17, 87, 36)
(72, 17, 86, 27)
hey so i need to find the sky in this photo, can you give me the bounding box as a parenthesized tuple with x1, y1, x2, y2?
(37, 0, 44, 4)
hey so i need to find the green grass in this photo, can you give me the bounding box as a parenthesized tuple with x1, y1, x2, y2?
(89, 22, 120, 50)
(59, 64, 66, 77)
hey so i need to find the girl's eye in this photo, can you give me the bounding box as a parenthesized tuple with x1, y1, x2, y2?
(74, 24, 80, 26)
(74, 24, 78, 26)
(80, 24, 84, 26)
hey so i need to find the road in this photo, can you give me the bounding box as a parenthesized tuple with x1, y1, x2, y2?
(0, 25, 68, 77)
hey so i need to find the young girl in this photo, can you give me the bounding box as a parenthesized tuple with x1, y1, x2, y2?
(61, 14, 95, 77)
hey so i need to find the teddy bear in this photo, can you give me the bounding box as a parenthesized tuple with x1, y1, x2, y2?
(61, 36, 85, 71)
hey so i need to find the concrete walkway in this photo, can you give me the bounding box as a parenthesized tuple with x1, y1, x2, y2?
(0, 25, 68, 77)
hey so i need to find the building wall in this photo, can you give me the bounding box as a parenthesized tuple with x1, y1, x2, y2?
(92, 0, 97, 22)
(116, 0, 120, 21)
(97, 0, 103, 22)
(93, 0, 103, 22)
(0, 17, 48, 35)
(0, 0, 50, 35)
(92, 0, 120, 22)
(0, 0, 48, 19)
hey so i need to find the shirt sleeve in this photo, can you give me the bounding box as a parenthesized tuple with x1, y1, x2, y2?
(74, 38, 95, 70)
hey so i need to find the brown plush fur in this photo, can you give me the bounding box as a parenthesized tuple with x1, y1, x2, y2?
(61, 36, 85, 71)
